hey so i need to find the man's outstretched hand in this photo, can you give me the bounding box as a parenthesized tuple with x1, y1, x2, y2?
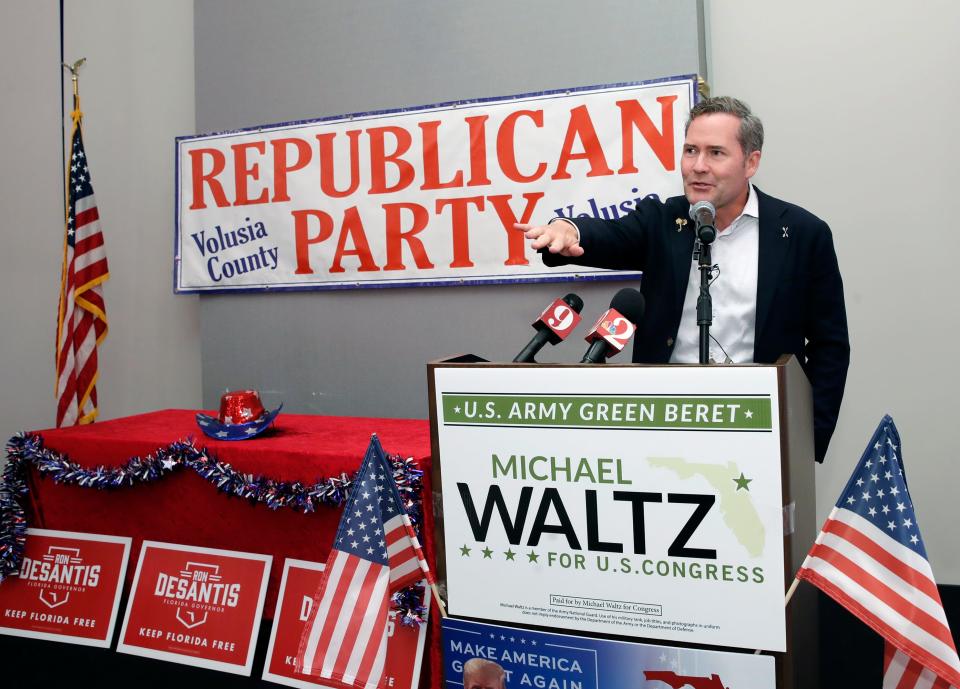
(514, 219, 584, 257)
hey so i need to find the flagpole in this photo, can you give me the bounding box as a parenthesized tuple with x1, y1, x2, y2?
(430, 581, 448, 618)
(56, 57, 88, 426)
(784, 576, 801, 607)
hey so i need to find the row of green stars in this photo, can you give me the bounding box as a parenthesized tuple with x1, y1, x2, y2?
(459, 544, 543, 562)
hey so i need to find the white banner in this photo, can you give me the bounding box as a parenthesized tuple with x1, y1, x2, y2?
(432, 365, 787, 652)
(175, 76, 695, 292)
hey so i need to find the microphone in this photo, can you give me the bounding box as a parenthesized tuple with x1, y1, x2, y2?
(689, 200, 717, 244)
(580, 288, 645, 364)
(512, 293, 584, 362)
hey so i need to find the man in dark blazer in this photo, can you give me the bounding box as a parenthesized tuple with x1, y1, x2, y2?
(517, 97, 849, 463)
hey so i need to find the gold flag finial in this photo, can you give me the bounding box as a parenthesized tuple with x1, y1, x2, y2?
(62, 58, 86, 113)
(62, 57, 86, 77)
(697, 76, 711, 100)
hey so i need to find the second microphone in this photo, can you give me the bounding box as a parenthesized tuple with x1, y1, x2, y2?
(580, 288, 645, 364)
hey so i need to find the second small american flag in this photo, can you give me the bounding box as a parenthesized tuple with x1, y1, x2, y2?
(297, 435, 432, 689)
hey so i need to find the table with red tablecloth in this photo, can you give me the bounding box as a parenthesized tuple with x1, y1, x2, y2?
(16, 408, 440, 686)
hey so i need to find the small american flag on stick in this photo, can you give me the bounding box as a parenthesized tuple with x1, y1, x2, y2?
(298, 435, 434, 689)
(796, 416, 960, 689)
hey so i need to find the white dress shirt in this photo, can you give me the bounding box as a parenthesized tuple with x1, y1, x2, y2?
(669, 184, 760, 364)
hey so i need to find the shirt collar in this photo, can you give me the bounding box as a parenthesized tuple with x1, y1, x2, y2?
(742, 183, 759, 218)
(717, 184, 758, 238)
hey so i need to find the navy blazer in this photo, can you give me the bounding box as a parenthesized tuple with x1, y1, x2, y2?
(543, 188, 850, 462)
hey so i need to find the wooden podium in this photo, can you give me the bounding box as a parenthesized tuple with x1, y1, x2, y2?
(428, 354, 817, 689)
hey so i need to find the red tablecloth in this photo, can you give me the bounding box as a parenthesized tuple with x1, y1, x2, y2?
(21, 408, 439, 685)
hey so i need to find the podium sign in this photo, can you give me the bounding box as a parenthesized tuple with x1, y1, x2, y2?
(431, 364, 787, 652)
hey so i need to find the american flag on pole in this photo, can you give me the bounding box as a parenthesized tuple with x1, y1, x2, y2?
(298, 435, 433, 689)
(797, 415, 960, 689)
(55, 109, 108, 427)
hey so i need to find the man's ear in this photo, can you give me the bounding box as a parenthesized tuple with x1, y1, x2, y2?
(745, 150, 761, 179)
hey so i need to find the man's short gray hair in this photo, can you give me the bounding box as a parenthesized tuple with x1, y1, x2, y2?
(686, 96, 764, 155)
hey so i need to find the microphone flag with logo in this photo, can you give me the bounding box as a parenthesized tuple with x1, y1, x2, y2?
(297, 435, 433, 689)
(580, 288, 644, 363)
(795, 416, 960, 689)
(513, 293, 583, 362)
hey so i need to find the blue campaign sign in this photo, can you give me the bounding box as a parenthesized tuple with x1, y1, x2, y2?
(441, 618, 775, 689)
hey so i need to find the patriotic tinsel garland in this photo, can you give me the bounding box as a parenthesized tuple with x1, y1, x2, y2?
(0, 432, 428, 627)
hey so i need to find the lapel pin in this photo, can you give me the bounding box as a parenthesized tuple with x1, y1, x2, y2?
(782, 226, 790, 238)
(676, 218, 688, 232)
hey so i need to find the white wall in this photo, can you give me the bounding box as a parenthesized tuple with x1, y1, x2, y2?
(0, 1, 201, 445)
(707, 0, 960, 582)
(0, 3, 65, 444)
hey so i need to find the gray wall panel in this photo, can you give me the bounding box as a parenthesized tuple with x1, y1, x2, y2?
(194, 0, 703, 417)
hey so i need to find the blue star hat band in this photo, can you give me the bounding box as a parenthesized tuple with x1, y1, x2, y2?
(195, 389, 282, 441)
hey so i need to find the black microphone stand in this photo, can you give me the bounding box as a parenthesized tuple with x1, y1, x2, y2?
(696, 231, 716, 365)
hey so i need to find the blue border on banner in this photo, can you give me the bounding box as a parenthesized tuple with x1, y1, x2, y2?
(174, 74, 695, 295)
(172, 271, 643, 296)
(441, 617, 774, 689)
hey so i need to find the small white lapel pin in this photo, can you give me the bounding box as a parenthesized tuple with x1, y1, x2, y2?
(782, 226, 790, 238)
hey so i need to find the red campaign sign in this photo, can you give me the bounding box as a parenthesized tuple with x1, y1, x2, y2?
(0, 528, 130, 647)
(262, 559, 430, 689)
(117, 541, 272, 676)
